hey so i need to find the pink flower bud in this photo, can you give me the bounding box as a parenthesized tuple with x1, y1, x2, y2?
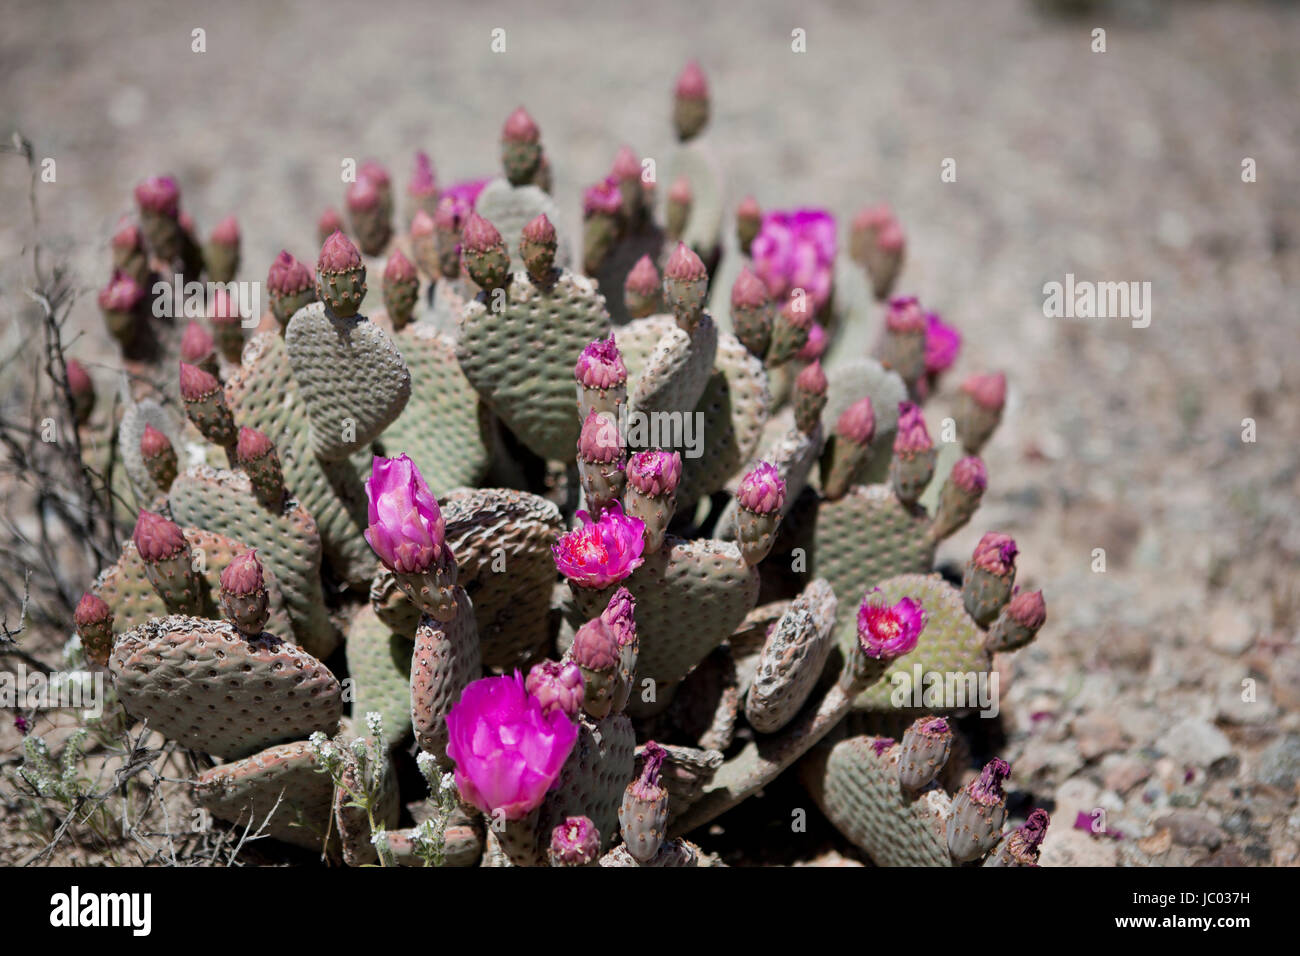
(578, 409, 623, 463)
(852, 203, 893, 233)
(236, 426, 274, 461)
(612, 145, 641, 182)
(886, 296, 926, 333)
(600, 586, 637, 646)
(502, 106, 541, 144)
(924, 312, 961, 374)
(134, 176, 180, 217)
(445, 672, 579, 821)
(572, 618, 620, 672)
(317, 207, 344, 238)
(318, 230, 363, 272)
(364, 454, 446, 575)
(1006, 589, 1046, 629)
(856, 592, 926, 660)
(220, 549, 264, 596)
(140, 424, 171, 460)
(552, 502, 645, 588)
(550, 817, 600, 866)
(665, 241, 706, 282)
(972, 532, 1018, 576)
(179, 362, 220, 401)
(894, 402, 934, 455)
(795, 358, 828, 396)
(951, 456, 988, 494)
(626, 450, 682, 497)
(97, 270, 144, 312)
(522, 212, 556, 246)
(836, 398, 876, 446)
(582, 176, 622, 218)
(969, 758, 1011, 805)
(111, 219, 144, 253)
(460, 212, 502, 254)
(730, 267, 770, 309)
(797, 322, 828, 361)
(737, 195, 761, 225)
(668, 175, 692, 206)
(625, 255, 660, 298)
(408, 151, 437, 199)
(74, 591, 112, 630)
(962, 372, 1007, 411)
(210, 215, 239, 247)
(358, 160, 391, 190)
(526, 660, 585, 720)
(267, 250, 313, 295)
(411, 208, 436, 238)
(132, 509, 187, 562)
(66, 359, 93, 398)
(346, 177, 381, 212)
(384, 248, 417, 283)
(207, 288, 241, 326)
(180, 321, 215, 364)
(574, 336, 628, 390)
(675, 60, 708, 100)
(737, 461, 786, 514)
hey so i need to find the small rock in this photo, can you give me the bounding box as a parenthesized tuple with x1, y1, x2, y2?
(1102, 754, 1152, 793)
(1205, 602, 1257, 655)
(1254, 734, 1300, 790)
(1267, 652, 1300, 712)
(1039, 826, 1119, 867)
(1155, 717, 1234, 769)
(1073, 713, 1129, 761)
(1155, 810, 1223, 849)
(1216, 673, 1276, 725)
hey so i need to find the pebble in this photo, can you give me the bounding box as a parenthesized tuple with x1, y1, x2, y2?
(1101, 754, 1152, 793)
(1155, 717, 1234, 769)
(1254, 734, 1300, 790)
(1205, 601, 1257, 655)
(1154, 810, 1224, 849)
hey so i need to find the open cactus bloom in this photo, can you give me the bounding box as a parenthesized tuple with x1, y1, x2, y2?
(444, 672, 579, 821)
(856, 592, 926, 660)
(750, 208, 837, 312)
(364, 454, 447, 575)
(552, 502, 645, 589)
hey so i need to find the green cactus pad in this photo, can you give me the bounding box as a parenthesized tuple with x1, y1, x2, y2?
(474, 179, 570, 273)
(570, 536, 760, 691)
(845, 573, 992, 711)
(285, 302, 412, 461)
(110, 615, 342, 760)
(386, 822, 483, 867)
(629, 316, 718, 422)
(641, 743, 723, 824)
(194, 740, 336, 852)
(93, 527, 293, 642)
(225, 331, 376, 585)
(745, 578, 838, 733)
(442, 488, 564, 670)
(808, 484, 934, 625)
(411, 592, 482, 758)
(536, 712, 636, 854)
(456, 269, 611, 462)
(821, 358, 908, 486)
(800, 734, 953, 866)
(918, 437, 967, 515)
(379, 326, 492, 495)
(169, 465, 338, 659)
(369, 567, 421, 636)
(664, 142, 723, 261)
(345, 605, 415, 749)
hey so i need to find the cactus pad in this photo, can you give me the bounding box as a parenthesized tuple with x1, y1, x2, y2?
(345, 605, 415, 749)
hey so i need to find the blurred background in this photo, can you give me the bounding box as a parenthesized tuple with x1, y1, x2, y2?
(1, 0, 1297, 865)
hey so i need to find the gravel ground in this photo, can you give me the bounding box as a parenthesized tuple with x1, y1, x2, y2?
(1, 0, 1298, 866)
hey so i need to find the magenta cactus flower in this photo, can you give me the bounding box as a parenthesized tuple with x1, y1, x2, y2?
(749, 209, 837, 311)
(444, 672, 579, 821)
(552, 502, 645, 588)
(856, 591, 926, 660)
(625, 450, 682, 497)
(583, 176, 622, 218)
(950, 456, 988, 493)
(894, 401, 934, 454)
(363, 454, 447, 575)
(441, 177, 490, 209)
(972, 532, 1018, 576)
(574, 336, 627, 390)
(924, 311, 961, 374)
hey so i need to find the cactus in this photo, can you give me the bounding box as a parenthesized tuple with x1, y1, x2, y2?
(74, 60, 1050, 869)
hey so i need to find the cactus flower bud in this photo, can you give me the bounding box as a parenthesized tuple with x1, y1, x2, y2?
(134, 175, 182, 260)
(985, 808, 1050, 867)
(549, 816, 600, 867)
(179, 362, 237, 449)
(572, 610, 621, 719)
(766, 295, 814, 367)
(97, 270, 144, 345)
(575, 336, 628, 423)
(459, 213, 510, 292)
(409, 208, 439, 278)
(444, 672, 579, 821)
(624, 255, 662, 319)
(890, 401, 937, 506)
(987, 588, 1046, 653)
(735, 462, 785, 565)
(898, 716, 952, 792)
(931, 455, 988, 542)
(851, 204, 906, 300)
(736, 195, 761, 257)
(797, 321, 828, 362)
(730, 266, 773, 359)
(856, 592, 925, 660)
(673, 60, 710, 141)
(382, 248, 419, 331)
(180, 320, 216, 370)
(235, 426, 286, 511)
(612, 145, 645, 219)
(525, 660, 585, 721)
(366, 454, 458, 622)
(793, 359, 828, 435)
(666, 174, 692, 240)
(267, 250, 316, 330)
(432, 195, 470, 279)
(663, 241, 708, 329)
(133, 509, 201, 613)
(207, 288, 245, 363)
(582, 176, 622, 274)
(821, 397, 877, 501)
(956, 371, 1007, 454)
(219, 550, 270, 636)
(963, 532, 1019, 626)
(553, 502, 645, 590)
(316, 230, 367, 317)
(620, 741, 670, 862)
(347, 164, 394, 256)
(947, 759, 1012, 863)
(140, 424, 178, 491)
(316, 207, 344, 246)
(924, 311, 961, 376)
(74, 592, 114, 669)
(501, 106, 543, 186)
(520, 212, 558, 283)
(66, 359, 95, 427)
(110, 218, 149, 283)
(407, 150, 438, 218)
(624, 449, 681, 554)
(879, 295, 928, 388)
(205, 215, 241, 283)
(577, 410, 626, 517)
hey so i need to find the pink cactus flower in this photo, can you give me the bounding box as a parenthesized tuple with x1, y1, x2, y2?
(552, 502, 645, 588)
(441, 177, 490, 209)
(583, 176, 622, 218)
(750, 209, 837, 311)
(625, 450, 682, 497)
(737, 461, 786, 514)
(797, 321, 828, 361)
(408, 151, 438, 200)
(364, 454, 446, 575)
(445, 672, 579, 821)
(924, 312, 961, 374)
(574, 336, 627, 389)
(856, 592, 926, 659)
